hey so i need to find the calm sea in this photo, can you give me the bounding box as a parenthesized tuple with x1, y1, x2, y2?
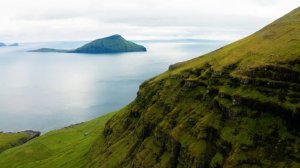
(0, 40, 227, 132)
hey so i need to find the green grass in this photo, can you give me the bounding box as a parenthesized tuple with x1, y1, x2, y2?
(154, 7, 300, 82)
(0, 132, 33, 153)
(0, 111, 118, 168)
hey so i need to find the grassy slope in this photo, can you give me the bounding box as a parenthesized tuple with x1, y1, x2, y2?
(88, 7, 300, 168)
(0, 132, 33, 153)
(0, 110, 119, 168)
(159, 7, 300, 79)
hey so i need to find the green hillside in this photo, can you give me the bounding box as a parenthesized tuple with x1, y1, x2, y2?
(0, 7, 300, 168)
(0, 131, 39, 154)
(0, 111, 117, 168)
(88, 7, 300, 167)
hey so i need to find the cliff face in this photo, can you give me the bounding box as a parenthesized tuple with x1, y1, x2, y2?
(88, 8, 300, 168)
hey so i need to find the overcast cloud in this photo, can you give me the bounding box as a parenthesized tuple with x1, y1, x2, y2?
(0, 0, 299, 42)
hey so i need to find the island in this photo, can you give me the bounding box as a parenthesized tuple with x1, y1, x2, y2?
(8, 43, 19, 46)
(0, 42, 19, 47)
(29, 34, 147, 54)
(0, 42, 6, 47)
(30, 48, 69, 53)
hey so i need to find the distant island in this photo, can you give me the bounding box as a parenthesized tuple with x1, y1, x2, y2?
(8, 43, 19, 46)
(29, 35, 147, 54)
(30, 48, 69, 53)
(0, 42, 18, 47)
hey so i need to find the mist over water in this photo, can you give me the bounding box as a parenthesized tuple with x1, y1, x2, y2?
(0, 40, 226, 132)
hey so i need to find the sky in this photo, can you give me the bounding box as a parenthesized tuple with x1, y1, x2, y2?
(0, 0, 299, 42)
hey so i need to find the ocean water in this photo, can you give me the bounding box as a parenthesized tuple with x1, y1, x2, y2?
(0, 40, 226, 132)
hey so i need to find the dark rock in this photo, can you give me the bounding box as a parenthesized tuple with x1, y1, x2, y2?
(245, 65, 300, 83)
(187, 118, 197, 126)
(129, 111, 140, 118)
(232, 95, 242, 106)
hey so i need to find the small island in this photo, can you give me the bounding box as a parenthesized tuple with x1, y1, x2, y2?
(0, 42, 5, 47)
(30, 48, 69, 53)
(8, 43, 19, 46)
(29, 34, 147, 54)
(0, 42, 19, 47)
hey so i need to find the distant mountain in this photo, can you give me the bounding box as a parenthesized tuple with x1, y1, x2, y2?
(0, 42, 6, 47)
(8, 43, 19, 46)
(30, 48, 69, 53)
(29, 35, 147, 54)
(0, 42, 19, 47)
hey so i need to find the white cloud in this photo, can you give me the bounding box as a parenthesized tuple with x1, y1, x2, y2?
(0, 0, 299, 42)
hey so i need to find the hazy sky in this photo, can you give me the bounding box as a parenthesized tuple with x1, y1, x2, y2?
(0, 0, 299, 42)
